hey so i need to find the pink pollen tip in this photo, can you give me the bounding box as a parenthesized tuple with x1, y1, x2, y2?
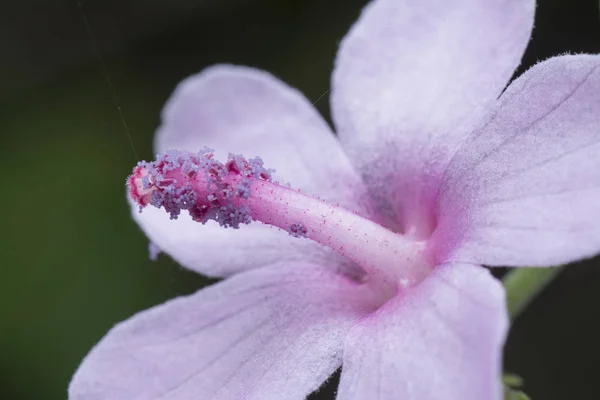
(126, 148, 275, 228)
(128, 166, 153, 207)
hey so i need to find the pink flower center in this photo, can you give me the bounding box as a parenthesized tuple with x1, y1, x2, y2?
(128, 149, 434, 297)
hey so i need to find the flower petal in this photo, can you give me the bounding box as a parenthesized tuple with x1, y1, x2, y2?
(331, 0, 534, 234)
(435, 55, 600, 267)
(337, 263, 507, 400)
(69, 263, 374, 400)
(135, 65, 377, 277)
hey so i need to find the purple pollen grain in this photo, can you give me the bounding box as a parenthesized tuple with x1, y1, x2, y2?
(148, 242, 161, 261)
(289, 223, 308, 238)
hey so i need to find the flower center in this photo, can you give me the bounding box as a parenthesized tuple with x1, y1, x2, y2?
(128, 149, 434, 296)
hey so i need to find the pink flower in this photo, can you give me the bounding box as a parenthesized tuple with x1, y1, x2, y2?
(69, 0, 600, 399)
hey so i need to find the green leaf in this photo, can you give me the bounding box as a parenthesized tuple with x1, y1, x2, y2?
(503, 373, 524, 388)
(503, 267, 564, 320)
(504, 387, 531, 400)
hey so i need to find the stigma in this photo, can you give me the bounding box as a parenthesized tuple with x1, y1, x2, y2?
(128, 148, 273, 227)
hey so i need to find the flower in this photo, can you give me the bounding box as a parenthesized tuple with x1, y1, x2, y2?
(69, 0, 600, 399)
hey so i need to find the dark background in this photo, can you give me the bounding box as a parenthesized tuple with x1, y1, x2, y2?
(1, 0, 599, 399)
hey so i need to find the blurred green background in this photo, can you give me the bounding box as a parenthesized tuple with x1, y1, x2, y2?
(1, 0, 599, 399)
